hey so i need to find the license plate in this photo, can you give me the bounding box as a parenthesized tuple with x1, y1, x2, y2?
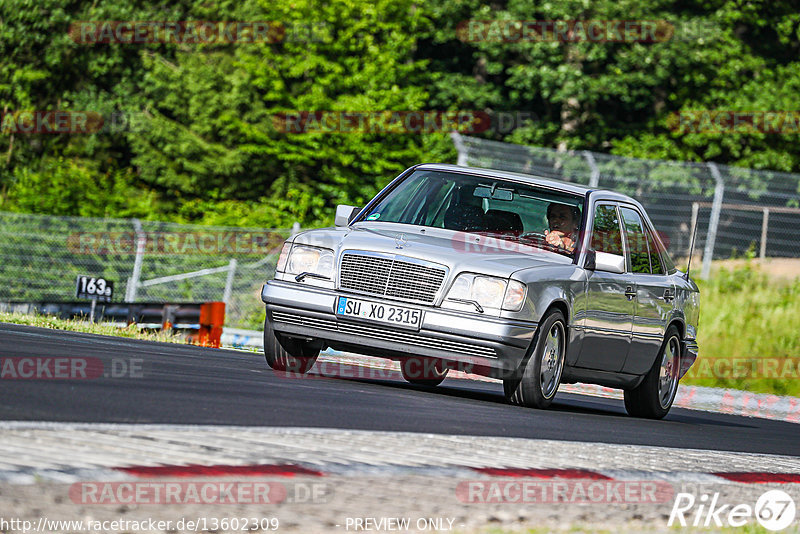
(336, 297, 423, 330)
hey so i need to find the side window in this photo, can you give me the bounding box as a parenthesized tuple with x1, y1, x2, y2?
(645, 228, 665, 275)
(591, 205, 623, 256)
(620, 207, 650, 274)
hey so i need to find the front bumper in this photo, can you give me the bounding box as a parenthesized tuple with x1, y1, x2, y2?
(261, 280, 538, 379)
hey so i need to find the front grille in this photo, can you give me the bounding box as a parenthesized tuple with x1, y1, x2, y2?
(339, 252, 447, 304)
(339, 254, 393, 296)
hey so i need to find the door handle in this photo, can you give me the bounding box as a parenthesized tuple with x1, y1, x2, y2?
(661, 289, 675, 302)
(624, 286, 636, 301)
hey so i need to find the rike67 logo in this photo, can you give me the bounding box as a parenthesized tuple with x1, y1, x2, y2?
(669, 490, 796, 531)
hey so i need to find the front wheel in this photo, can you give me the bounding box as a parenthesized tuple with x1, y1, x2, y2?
(624, 326, 681, 419)
(263, 317, 319, 373)
(504, 309, 566, 409)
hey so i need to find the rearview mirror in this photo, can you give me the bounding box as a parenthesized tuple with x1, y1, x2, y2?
(335, 205, 361, 227)
(473, 185, 513, 201)
(473, 186, 492, 199)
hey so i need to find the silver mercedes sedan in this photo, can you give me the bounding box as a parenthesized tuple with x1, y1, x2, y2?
(261, 163, 699, 419)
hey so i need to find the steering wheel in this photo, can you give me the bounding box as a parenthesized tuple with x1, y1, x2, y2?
(518, 231, 547, 244)
(519, 231, 565, 253)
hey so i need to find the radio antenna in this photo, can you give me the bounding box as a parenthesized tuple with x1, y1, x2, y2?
(685, 218, 700, 280)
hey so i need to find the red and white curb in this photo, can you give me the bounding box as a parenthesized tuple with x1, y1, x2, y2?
(109, 465, 800, 485)
(0, 423, 798, 485)
(5, 462, 799, 487)
(113, 465, 800, 485)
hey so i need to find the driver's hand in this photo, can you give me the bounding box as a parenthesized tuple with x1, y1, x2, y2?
(545, 230, 565, 247)
(545, 230, 574, 251)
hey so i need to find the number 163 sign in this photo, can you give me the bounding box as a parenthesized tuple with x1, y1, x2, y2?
(75, 275, 113, 302)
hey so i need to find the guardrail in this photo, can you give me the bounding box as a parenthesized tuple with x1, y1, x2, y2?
(0, 300, 227, 348)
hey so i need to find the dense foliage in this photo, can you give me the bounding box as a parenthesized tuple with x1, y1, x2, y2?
(1, 0, 799, 227)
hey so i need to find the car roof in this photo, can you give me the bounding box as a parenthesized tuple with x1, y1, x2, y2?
(415, 163, 635, 202)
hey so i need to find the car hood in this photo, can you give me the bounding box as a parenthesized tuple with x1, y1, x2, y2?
(293, 222, 573, 278)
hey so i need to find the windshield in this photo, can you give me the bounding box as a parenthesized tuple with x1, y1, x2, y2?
(360, 170, 585, 257)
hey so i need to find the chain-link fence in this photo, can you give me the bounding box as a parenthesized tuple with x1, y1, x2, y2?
(0, 211, 294, 329)
(452, 133, 800, 276)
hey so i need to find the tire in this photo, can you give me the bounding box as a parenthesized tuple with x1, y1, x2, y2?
(400, 357, 449, 386)
(624, 325, 681, 419)
(263, 316, 319, 374)
(504, 309, 566, 409)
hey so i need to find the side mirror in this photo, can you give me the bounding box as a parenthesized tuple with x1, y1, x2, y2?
(593, 251, 626, 274)
(584, 249, 596, 271)
(335, 205, 361, 227)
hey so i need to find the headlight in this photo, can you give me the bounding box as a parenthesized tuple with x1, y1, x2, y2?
(471, 276, 506, 309)
(284, 244, 334, 279)
(446, 274, 525, 311)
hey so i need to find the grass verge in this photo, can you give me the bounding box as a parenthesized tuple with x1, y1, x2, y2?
(0, 311, 186, 344)
(683, 262, 800, 396)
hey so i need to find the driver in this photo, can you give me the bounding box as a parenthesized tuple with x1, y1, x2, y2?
(545, 203, 580, 252)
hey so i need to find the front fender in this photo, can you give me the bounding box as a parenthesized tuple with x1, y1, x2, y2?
(504, 265, 588, 366)
(505, 264, 587, 324)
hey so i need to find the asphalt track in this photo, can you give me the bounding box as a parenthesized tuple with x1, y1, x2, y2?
(0, 323, 797, 456)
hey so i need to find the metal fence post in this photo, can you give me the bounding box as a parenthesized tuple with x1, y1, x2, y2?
(125, 218, 146, 302)
(702, 163, 725, 279)
(450, 131, 469, 166)
(222, 259, 237, 305)
(583, 151, 600, 188)
(760, 208, 770, 260)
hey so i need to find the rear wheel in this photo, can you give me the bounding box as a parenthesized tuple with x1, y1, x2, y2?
(624, 326, 681, 419)
(504, 309, 566, 409)
(400, 358, 449, 386)
(263, 316, 319, 374)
